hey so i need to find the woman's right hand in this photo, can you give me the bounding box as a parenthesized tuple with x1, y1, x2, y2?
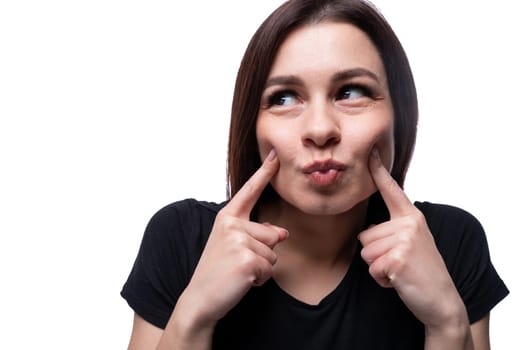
(171, 149, 287, 338)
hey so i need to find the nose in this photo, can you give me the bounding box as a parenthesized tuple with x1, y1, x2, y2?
(301, 100, 341, 148)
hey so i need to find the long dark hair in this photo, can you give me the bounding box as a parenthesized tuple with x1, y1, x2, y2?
(227, 0, 418, 200)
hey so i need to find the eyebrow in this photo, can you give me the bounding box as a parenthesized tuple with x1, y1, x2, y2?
(264, 75, 303, 89)
(331, 68, 380, 84)
(264, 68, 380, 89)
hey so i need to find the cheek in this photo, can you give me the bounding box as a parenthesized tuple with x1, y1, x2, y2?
(256, 120, 271, 160)
(256, 120, 296, 161)
(374, 123, 395, 171)
(345, 116, 394, 159)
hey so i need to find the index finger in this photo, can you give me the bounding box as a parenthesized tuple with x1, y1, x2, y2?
(369, 148, 413, 218)
(225, 149, 280, 218)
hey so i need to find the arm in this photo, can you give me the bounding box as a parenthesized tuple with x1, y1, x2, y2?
(126, 150, 286, 349)
(127, 314, 163, 350)
(360, 150, 492, 350)
(423, 306, 473, 350)
(472, 314, 491, 350)
(424, 313, 490, 350)
(126, 306, 214, 350)
(127, 300, 491, 350)
(154, 291, 215, 350)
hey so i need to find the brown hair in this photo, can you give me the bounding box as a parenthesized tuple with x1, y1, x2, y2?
(227, 0, 418, 200)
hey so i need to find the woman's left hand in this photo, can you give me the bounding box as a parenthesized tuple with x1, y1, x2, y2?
(359, 149, 469, 333)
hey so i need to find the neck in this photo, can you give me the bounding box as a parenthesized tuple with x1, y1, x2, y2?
(258, 198, 368, 265)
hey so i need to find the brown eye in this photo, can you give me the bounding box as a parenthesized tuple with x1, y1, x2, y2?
(269, 90, 298, 106)
(336, 85, 371, 100)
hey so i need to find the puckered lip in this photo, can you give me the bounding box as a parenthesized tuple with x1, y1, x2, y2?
(302, 159, 347, 174)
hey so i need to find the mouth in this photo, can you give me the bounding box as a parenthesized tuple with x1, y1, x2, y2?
(302, 159, 347, 187)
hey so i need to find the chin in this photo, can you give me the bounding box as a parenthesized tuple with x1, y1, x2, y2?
(270, 170, 377, 216)
(276, 188, 373, 217)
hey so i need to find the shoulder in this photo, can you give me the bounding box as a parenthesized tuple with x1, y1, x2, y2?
(414, 201, 509, 323)
(415, 201, 482, 228)
(414, 201, 489, 281)
(130, 199, 228, 289)
(121, 199, 227, 328)
(414, 201, 488, 265)
(140, 198, 228, 255)
(146, 199, 227, 233)
(414, 201, 485, 244)
(150, 198, 226, 222)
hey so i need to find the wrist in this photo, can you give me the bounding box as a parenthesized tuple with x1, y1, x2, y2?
(424, 303, 473, 350)
(163, 291, 216, 348)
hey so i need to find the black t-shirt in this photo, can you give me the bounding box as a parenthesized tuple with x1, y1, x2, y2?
(121, 199, 509, 349)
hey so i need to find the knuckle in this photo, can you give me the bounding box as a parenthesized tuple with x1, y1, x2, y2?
(369, 261, 394, 287)
(268, 251, 278, 265)
(216, 212, 234, 227)
(405, 216, 419, 231)
(238, 250, 258, 271)
(216, 208, 227, 218)
(219, 216, 244, 237)
(261, 224, 284, 247)
(360, 247, 372, 264)
(399, 216, 421, 238)
(230, 233, 249, 247)
(369, 263, 384, 281)
(398, 230, 415, 246)
(357, 231, 370, 246)
(413, 209, 425, 221)
(216, 208, 232, 222)
(236, 250, 273, 286)
(412, 211, 426, 227)
(387, 249, 406, 272)
(267, 231, 281, 247)
(252, 262, 273, 286)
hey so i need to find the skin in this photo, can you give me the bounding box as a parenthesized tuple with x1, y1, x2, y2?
(256, 21, 395, 217)
(255, 20, 395, 305)
(126, 22, 491, 350)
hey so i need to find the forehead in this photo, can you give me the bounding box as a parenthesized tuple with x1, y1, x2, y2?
(269, 21, 387, 82)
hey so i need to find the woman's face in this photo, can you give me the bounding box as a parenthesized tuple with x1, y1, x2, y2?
(256, 21, 394, 215)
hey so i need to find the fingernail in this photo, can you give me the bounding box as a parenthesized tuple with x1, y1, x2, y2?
(267, 149, 276, 161)
(278, 229, 289, 241)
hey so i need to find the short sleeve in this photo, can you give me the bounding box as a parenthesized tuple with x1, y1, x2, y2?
(120, 199, 220, 329)
(416, 202, 509, 323)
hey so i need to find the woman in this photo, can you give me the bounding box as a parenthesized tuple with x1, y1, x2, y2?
(121, 0, 508, 348)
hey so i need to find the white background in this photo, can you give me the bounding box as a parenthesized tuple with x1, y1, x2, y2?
(1, 1, 522, 348)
